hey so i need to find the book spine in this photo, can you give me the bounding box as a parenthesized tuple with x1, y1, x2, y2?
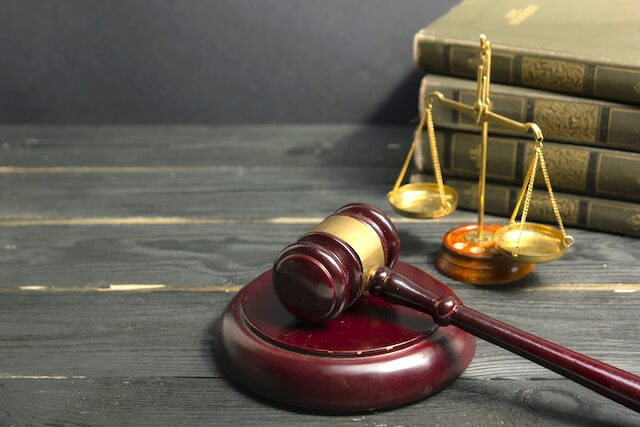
(418, 75, 640, 153)
(414, 34, 640, 106)
(414, 130, 640, 203)
(410, 173, 640, 238)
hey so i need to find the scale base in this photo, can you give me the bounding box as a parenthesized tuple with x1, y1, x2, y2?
(217, 262, 475, 412)
(436, 223, 534, 285)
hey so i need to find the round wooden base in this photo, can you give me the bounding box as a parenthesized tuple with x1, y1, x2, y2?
(217, 262, 476, 412)
(435, 223, 535, 285)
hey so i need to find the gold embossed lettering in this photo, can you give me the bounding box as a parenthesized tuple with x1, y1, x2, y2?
(505, 5, 539, 26)
(469, 144, 481, 168)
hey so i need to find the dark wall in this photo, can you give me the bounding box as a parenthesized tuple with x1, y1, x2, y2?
(0, 0, 457, 124)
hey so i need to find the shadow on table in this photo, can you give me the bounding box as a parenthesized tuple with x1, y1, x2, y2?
(207, 317, 639, 423)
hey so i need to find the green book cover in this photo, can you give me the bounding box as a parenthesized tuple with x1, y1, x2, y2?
(419, 74, 640, 152)
(411, 173, 640, 237)
(414, 129, 640, 203)
(415, 0, 640, 105)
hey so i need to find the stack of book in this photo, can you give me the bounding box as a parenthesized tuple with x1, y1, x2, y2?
(410, 0, 640, 237)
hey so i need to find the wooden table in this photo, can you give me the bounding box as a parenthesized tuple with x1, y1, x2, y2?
(1, 125, 639, 425)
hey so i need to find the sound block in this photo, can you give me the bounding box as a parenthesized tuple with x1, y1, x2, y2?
(436, 223, 535, 285)
(217, 262, 475, 412)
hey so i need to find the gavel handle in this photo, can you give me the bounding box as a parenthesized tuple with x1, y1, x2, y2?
(370, 267, 640, 413)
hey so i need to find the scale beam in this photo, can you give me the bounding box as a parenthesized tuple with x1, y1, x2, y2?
(425, 92, 543, 141)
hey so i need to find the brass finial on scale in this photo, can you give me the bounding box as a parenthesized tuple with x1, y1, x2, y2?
(387, 35, 574, 285)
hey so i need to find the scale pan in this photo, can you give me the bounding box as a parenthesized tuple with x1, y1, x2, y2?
(494, 223, 574, 264)
(387, 183, 458, 219)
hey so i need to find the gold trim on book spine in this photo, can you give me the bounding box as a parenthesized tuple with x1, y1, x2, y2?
(532, 100, 599, 142)
(528, 192, 580, 225)
(522, 57, 584, 93)
(523, 144, 589, 191)
(628, 213, 640, 233)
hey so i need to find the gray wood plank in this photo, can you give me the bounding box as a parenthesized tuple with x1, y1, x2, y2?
(0, 125, 412, 220)
(0, 124, 637, 424)
(0, 125, 411, 167)
(0, 166, 404, 219)
(1, 291, 638, 381)
(0, 125, 413, 218)
(0, 215, 460, 288)
(1, 377, 638, 425)
(0, 220, 638, 288)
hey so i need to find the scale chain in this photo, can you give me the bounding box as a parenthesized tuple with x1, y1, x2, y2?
(425, 107, 448, 208)
(510, 154, 536, 224)
(537, 144, 568, 240)
(390, 109, 428, 194)
(516, 148, 539, 257)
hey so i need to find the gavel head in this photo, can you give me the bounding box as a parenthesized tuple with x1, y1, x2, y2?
(273, 203, 399, 322)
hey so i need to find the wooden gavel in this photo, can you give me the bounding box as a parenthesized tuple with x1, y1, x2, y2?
(273, 203, 640, 412)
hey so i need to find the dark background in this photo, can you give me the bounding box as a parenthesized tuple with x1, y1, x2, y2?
(0, 0, 458, 124)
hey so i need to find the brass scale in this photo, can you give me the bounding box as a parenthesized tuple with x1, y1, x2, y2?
(387, 35, 574, 284)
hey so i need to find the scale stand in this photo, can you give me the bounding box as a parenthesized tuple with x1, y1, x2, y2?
(387, 35, 574, 285)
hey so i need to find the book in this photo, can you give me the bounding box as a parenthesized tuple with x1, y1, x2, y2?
(414, 129, 640, 203)
(410, 173, 640, 237)
(414, 0, 640, 105)
(419, 74, 640, 153)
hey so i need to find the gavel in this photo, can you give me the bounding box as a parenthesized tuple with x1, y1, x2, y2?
(273, 203, 640, 413)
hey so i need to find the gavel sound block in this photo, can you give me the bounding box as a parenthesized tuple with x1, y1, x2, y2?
(217, 204, 640, 412)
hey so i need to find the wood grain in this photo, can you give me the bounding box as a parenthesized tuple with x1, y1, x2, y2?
(0, 166, 407, 219)
(1, 377, 639, 425)
(0, 291, 638, 381)
(0, 219, 638, 288)
(0, 125, 638, 423)
(0, 125, 414, 219)
(0, 125, 410, 168)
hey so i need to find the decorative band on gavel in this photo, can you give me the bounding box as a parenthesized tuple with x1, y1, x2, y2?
(273, 203, 640, 412)
(273, 203, 399, 322)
